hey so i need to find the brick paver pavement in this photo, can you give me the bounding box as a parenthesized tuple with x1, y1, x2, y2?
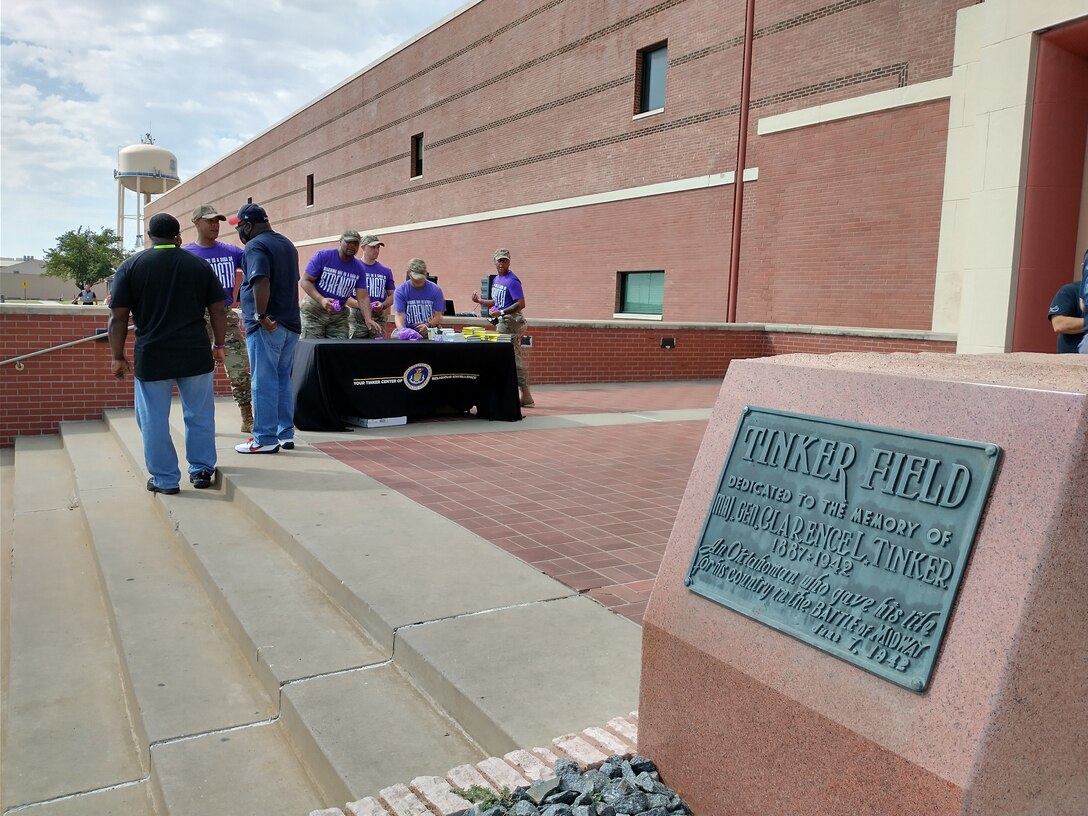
(317, 382, 719, 624)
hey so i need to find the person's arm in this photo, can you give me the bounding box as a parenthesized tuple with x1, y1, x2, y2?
(426, 291, 445, 328)
(208, 300, 227, 366)
(394, 311, 407, 330)
(382, 286, 394, 313)
(300, 274, 335, 312)
(471, 291, 494, 308)
(1051, 314, 1085, 334)
(232, 267, 243, 308)
(251, 276, 278, 332)
(498, 296, 525, 317)
(108, 306, 131, 378)
(92, 292, 98, 304)
(356, 286, 382, 334)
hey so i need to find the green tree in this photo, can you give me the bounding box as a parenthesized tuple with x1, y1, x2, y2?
(43, 227, 126, 289)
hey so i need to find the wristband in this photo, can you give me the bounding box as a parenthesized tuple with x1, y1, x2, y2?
(212, 343, 225, 349)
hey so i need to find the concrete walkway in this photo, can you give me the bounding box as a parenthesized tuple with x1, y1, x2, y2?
(306, 381, 718, 624)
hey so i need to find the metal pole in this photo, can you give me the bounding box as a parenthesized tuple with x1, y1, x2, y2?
(727, 0, 756, 323)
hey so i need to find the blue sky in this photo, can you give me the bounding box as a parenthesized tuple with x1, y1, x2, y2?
(0, 1, 470, 259)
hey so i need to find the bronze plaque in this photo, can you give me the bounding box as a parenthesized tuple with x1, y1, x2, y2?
(685, 407, 1000, 691)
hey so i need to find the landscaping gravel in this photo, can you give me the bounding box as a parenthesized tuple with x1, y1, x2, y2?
(460, 756, 690, 816)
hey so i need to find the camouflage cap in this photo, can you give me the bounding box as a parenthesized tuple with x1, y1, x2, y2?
(361, 234, 385, 247)
(192, 204, 226, 222)
(493, 248, 511, 261)
(340, 229, 362, 243)
(407, 258, 428, 278)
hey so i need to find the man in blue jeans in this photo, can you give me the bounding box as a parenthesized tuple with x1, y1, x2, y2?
(229, 203, 302, 454)
(108, 212, 227, 492)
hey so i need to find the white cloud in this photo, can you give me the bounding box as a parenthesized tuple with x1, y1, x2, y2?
(0, 0, 469, 258)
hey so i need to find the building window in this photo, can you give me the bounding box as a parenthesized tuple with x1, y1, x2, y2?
(617, 271, 664, 316)
(636, 42, 667, 114)
(247, 196, 253, 204)
(411, 133, 424, 177)
(306, 174, 314, 206)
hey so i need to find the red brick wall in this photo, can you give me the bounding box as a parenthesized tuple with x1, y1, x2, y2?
(146, 0, 970, 332)
(0, 310, 234, 448)
(0, 309, 952, 446)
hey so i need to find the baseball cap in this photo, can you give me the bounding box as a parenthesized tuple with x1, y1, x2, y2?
(361, 234, 385, 247)
(228, 203, 269, 225)
(341, 229, 362, 243)
(407, 258, 428, 278)
(494, 248, 511, 261)
(192, 204, 226, 222)
(147, 213, 181, 238)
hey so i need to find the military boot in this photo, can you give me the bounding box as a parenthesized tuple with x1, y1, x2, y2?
(240, 404, 254, 434)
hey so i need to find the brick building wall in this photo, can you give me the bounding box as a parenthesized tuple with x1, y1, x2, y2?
(0, 307, 953, 447)
(146, 0, 973, 333)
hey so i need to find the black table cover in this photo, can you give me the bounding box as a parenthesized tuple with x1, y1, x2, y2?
(292, 338, 523, 431)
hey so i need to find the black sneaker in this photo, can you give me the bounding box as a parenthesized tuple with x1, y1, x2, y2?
(146, 478, 180, 495)
(279, 439, 295, 450)
(190, 469, 216, 489)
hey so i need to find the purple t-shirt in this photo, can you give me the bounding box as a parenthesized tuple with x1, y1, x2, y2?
(490, 271, 525, 311)
(361, 260, 395, 302)
(182, 241, 244, 306)
(393, 279, 445, 327)
(304, 249, 365, 301)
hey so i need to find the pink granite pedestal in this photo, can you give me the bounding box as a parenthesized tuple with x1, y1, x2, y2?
(640, 353, 1087, 816)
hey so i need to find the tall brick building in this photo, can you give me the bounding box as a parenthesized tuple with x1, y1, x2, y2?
(147, 0, 1088, 354)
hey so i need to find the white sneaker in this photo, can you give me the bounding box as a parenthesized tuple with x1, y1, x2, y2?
(279, 439, 295, 450)
(235, 438, 280, 454)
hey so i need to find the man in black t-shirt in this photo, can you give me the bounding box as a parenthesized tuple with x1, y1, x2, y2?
(108, 213, 228, 493)
(1047, 282, 1086, 354)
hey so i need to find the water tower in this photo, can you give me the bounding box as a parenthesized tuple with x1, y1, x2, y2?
(115, 133, 180, 251)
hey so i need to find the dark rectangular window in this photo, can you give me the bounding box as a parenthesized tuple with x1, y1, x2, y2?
(637, 42, 667, 113)
(411, 133, 424, 177)
(618, 271, 664, 315)
(306, 174, 314, 206)
(246, 196, 253, 204)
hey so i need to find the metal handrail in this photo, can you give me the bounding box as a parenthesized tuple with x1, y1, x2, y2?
(1, 325, 133, 370)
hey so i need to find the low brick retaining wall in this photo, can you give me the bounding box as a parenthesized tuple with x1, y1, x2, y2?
(0, 305, 955, 447)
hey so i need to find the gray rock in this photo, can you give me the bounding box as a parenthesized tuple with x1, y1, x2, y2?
(572, 807, 595, 816)
(528, 778, 562, 806)
(620, 761, 638, 784)
(629, 756, 656, 775)
(595, 805, 616, 816)
(579, 770, 611, 794)
(645, 794, 670, 809)
(513, 800, 541, 816)
(541, 805, 572, 816)
(610, 792, 649, 815)
(572, 790, 596, 807)
(640, 808, 668, 816)
(600, 779, 633, 804)
(482, 808, 505, 816)
(553, 759, 581, 777)
(547, 790, 578, 806)
(599, 760, 623, 780)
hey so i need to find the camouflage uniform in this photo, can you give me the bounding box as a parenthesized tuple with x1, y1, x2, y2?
(205, 308, 250, 406)
(300, 296, 350, 339)
(349, 307, 386, 339)
(496, 313, 529, 386)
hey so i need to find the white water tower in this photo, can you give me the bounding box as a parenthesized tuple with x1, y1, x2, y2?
(115, 133, 180, 250)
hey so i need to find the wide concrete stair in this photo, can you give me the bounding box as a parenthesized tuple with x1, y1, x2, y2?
(1, 401, 641, 814)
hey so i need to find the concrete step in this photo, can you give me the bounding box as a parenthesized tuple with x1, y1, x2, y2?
(104, 412, 388, 696)
(396, 594, 643, 756)
(149, 723, 323, 816)
(60, 420, 275, 746)
(11, 782, 155, 816)
(2, 436, 145, 810)
(280, 664, 485, 805)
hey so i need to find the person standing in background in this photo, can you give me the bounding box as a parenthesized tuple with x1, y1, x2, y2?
(229, 204, 302, 454)
(473, 248, 534, 407)
(348, 234, 394, 339)
(300, 230, 374, 339)
(107, 213, 225, 492)
(183, 204, 253, 433)
(393, 258, 445, 337)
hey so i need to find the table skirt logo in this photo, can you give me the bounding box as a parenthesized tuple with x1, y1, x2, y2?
(404, 363, 433, 391)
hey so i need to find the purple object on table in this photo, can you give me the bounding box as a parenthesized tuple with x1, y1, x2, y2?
(391, 327, 423, 341)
